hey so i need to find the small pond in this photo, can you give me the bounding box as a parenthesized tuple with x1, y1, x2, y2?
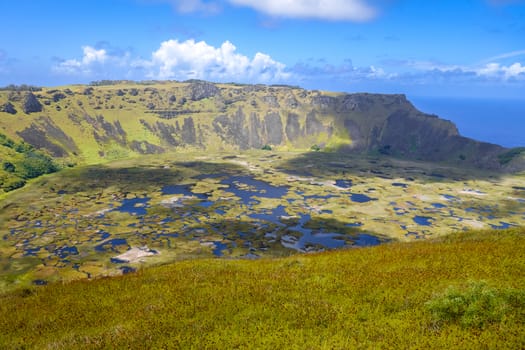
(221, 175, 288, 205)
(350, 193, 376, 203)
(212, 241, 229, 256)
(95, 238, 129, 252)
(431, 203, 447, 209)
(248, 205, 288, 226)
(490, 222, 514, 230)
(334, 179, 353, 188)
(392, 182, 408, 188)
(353, 234, 382, 247)
(120, 266, 136, 274)
(24, 247, 41, 256)
(280, 214, 345, 251)
(279, 214, 382, 251)
(413, 216, 433, 226)
(55, 246, 79, 259)
(115, 197, 151, 216)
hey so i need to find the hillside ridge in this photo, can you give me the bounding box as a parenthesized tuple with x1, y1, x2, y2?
(1, 80, 523, 192)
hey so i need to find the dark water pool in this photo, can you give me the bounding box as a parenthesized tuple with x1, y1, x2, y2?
(213, 241, 229, 256)
(96, 230, 111, 241)
(442, 194, 459, 201)
(490, 222, 514, 229)
(353, 234, 382, 246)
(249, 205, 288, 225)
(24, 247, 41, 256)
(350, 193, 376, 203)
(161, 184, 208, 199)
(55, 246, 79, 259)
(280, 214, 382, 251)
(221, 175, 288, 205)
(431, 203, 447, 209)
(413, 216, 433, 226)
(115, 197, 150, 216)
(335, 179, 353, 188)
(33, 279, 48, 286)
(281, 214, 345, 251)
(120, 266, 136, 274)
(198, 201, 215, 208)
(392, 182, 408, 188)
(95, 238, 129, 252)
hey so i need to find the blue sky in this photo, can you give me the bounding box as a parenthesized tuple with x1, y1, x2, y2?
(0, 0, 524, 98)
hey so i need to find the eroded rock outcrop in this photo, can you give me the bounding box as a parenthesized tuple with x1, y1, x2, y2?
(23, 92, 43, 114)
(1, 102, 17, 114)
(182, 117, 197, 145)
(189, 81, 220, 101)
(17, 116, 78, 157)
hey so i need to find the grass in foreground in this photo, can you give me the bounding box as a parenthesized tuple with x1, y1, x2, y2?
(1, 228, 524, 349)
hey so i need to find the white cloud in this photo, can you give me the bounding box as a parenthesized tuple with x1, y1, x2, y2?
(52, 45, 142, 81)
(415, 60, 525, 80)
(385, 58, 525, 82)
(228, 0, 376, 21)
(148, 39, 290, 82)
(52, 39, 289, 84)
(505, 62, 525, 77)
(82, 46, 108, 65)
(477, 62, 525, 79)
(54, 46, 109, 75)
(50, 40, 525, 90)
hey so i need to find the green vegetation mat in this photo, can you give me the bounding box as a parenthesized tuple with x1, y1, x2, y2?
(1, 228, 524, 349)
(1, 151, 524, 292)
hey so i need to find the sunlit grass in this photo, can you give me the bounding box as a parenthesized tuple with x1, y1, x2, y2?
(1, 228, 524, 349)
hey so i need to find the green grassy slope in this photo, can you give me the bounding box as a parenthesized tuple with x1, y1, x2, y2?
(1, 228, 524, 349)
(1, 81, 520, 183)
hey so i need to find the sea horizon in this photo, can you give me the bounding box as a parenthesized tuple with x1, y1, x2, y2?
(410, 96, 525, 148)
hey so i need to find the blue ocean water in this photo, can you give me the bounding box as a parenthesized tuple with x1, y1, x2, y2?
(410, 97, 525, 148)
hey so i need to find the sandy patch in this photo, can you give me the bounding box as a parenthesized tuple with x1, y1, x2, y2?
(413, 194, 432, 201)
(459, 189, 487, 196)
(114, 246, 159, 263)
(462, 220, 486, 229)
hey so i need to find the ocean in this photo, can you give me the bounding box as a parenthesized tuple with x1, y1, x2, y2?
(409, 96, 525, 148)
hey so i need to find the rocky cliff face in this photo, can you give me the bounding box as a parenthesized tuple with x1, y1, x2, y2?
(0, 80, 520, 170)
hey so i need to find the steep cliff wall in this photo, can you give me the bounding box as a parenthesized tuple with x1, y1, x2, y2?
(0, 81, 519, 170)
